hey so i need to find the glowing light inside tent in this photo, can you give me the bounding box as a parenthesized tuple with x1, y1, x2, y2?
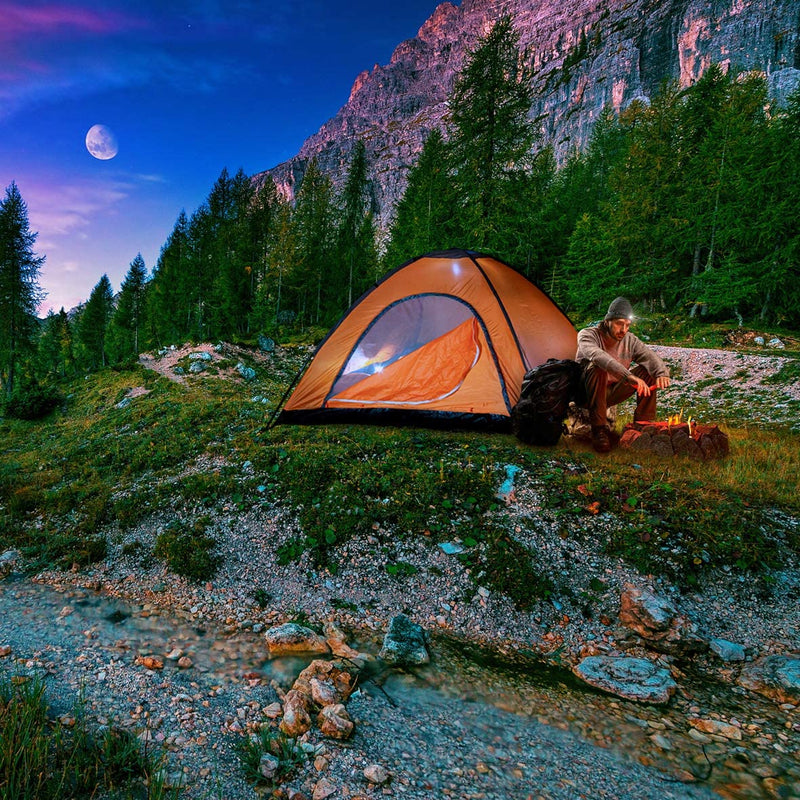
(346, 348, 369, 373)
(345, 347, 396, 376)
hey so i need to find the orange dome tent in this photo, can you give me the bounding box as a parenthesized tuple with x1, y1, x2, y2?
(277, 250, 577, 430)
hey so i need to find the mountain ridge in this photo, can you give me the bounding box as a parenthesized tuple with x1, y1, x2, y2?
(254, 0, 800, 228)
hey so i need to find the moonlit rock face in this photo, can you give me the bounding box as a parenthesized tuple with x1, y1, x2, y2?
(85, 124, 118, 160)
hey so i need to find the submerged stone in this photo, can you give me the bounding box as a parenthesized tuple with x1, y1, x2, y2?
(710, 638, 746, 662)
(573, 655, 677, 704)
(738, 654, 800, 704)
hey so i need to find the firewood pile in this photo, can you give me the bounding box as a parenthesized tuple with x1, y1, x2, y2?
(619, 420, 730, 460)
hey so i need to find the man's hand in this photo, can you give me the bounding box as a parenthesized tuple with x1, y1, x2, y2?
(631, 376, 652, 396)
(654, 376, 671, 389)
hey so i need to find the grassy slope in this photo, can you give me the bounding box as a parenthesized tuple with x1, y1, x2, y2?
(1, 334, 799, 606)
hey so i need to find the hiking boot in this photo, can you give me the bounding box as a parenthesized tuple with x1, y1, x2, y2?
(591, 426, 612, 453)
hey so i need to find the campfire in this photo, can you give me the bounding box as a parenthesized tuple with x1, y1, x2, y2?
(619, 412, 729, 460)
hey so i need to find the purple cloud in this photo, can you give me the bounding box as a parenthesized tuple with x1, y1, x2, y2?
(0, 2, 145, 41)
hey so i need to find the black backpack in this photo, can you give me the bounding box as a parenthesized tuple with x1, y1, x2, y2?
(511, 359, 584, 445)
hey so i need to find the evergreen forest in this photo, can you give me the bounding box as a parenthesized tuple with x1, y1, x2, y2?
(2, 17, 799, 411)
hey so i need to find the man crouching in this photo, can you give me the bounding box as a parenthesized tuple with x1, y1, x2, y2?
(576, 297, 671, 453)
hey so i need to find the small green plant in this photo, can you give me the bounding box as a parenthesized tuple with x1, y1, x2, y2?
(237, 727, 308, 788)
(0, 675, 174, 799)
(154, 517, 221, 582)
(385, 560, 419, 577)
(458, 521, 555, 610)
(251, 587, 271, 608)
(276, 536, 308, 565)
(330, 597, 359, 612)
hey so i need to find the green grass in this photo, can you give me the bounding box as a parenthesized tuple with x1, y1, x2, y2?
(545, 426, 800, 583)
(762, 358, 800, 385)
(236, 727, 307, 788)
(0, 675, 176, 800)
(1, 350, 798, 600)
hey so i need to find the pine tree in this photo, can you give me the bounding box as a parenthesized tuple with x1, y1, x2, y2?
(446, 16, 537, 249)
(756, 85, 800, 325)
(77, 275, 114, 370)
(37, 308, 73, 379)
(185, 205, 215, 339)
(147, 211, 191, 346)
(562, 213, 622, 314)
(606, 84, 686, 307)
(292, 158, 336, 325)
(248, 179, 280, 311)
(215, 168, 257, 337)
(247, 177, 287, 333)
(108, 253, 148, 362)
(335, 141, 376, 311)
(692, 72, 786, 321)
(0, 181, 45, 396)
(253, 197, 297, 331)
(384, 128, 457, 267)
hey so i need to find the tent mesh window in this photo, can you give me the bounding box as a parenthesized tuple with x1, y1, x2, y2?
(328, 295, 486, 405)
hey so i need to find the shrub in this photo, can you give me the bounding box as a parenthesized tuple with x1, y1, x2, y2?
(154, 518, 221, 582)
(1, 382, 62, 420)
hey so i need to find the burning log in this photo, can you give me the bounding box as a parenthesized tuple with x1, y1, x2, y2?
(619, 419, 729, 460)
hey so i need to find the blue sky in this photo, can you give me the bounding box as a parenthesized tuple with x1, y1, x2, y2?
(0, 0, 446, 314)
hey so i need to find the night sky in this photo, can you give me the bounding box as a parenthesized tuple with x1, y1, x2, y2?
(0, 0, 445, 314)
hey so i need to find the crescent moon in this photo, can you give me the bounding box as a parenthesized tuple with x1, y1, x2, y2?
(85, 124, 118, 160)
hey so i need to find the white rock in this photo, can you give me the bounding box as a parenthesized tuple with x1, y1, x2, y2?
(258, 753, 281, 780)
(364, 763, 390, 784)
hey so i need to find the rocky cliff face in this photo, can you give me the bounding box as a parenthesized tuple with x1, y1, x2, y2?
(254, 0, 800, 227)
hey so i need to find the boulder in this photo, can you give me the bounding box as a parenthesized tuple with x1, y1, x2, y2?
(279, 689, 312, 737)
(0, 549, 21, 577)
(323, 621, 363, 660)
(312, 778, 338, 800)
(292, 659, 355, 707)
(258, 335, 275, 353)
(364, 764, 390, 785)
(378, 614, 429, 666)
(258, 753, 281, 781)
(738, 654, 800, 704)
(236, 362, 257, 381)
(573, 655, 678, 704)
(317, 703, 353, 739)
(619, 585, 706, 656)
(265, 623, 330, 656)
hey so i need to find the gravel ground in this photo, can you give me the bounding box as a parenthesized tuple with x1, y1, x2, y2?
(2, 343, 799, 799)
(650, 344, 800, 430)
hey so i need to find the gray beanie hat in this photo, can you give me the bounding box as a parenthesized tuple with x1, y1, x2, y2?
(605, 296, 634, 321)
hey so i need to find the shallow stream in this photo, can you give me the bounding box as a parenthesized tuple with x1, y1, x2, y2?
(2, 578, 797, 799)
